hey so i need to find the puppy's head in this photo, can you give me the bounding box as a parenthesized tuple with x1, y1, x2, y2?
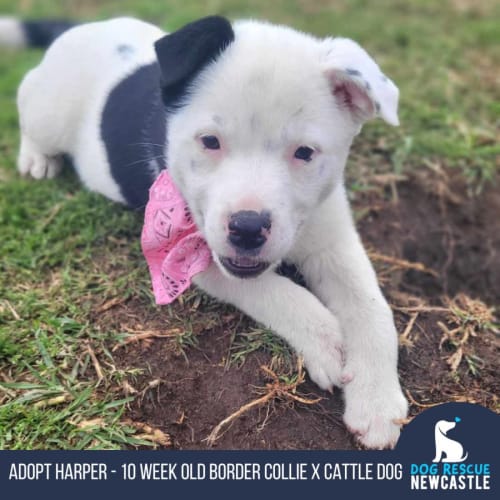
(155, 16, 399, 279)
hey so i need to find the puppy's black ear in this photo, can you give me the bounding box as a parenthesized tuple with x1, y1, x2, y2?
(155, 16, 234, 105)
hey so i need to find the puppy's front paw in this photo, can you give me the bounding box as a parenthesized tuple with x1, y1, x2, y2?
(300, 317, 344, 392)
(343, 383, 408, 449)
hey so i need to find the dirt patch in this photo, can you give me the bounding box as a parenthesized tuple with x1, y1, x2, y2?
(105, 168, 498, 449)
(359, 168, 500, 303)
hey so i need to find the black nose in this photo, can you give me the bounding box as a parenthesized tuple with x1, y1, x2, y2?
(228, 210, 271, 251)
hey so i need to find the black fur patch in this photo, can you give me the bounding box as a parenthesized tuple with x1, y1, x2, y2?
(101, 63, 166, 209)
(276, 262, 307, 288)
(22, 20, 76, 48)
(154, 16, 234, 109)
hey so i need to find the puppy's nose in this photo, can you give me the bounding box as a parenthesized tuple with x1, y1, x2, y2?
(228, 210, 271, 251)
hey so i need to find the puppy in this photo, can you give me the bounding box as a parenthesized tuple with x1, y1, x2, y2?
(6, 15, 408, 448)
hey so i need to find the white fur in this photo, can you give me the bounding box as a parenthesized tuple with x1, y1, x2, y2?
(15, 17, 407, 449)
(0, 17, 26, 48)
(321, 37, 400, 126)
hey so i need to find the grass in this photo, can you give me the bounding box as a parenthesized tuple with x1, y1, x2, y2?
(228, 328, 295, 371)
(0, 0, 499, 449)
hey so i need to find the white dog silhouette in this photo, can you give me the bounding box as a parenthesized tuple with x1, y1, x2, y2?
(433, 419, 468, 463)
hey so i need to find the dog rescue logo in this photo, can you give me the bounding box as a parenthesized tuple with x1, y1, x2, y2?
(432, 417, 468, 463)
(410, 415, 490, 491)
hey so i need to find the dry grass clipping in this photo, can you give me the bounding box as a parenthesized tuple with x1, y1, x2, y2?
(112, 327, 182, 351)
(85, 340, 104, 385)
(72, 418, 172, 448)
(368, 250, 439, 278)
(124, 420, 172, 448)
(399, 312, 419, 348)
(438, 293, 497, 374)
(205, 359, 321, 446)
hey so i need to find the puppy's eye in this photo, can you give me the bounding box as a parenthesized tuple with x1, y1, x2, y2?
(294, 146, 315, 162)
(200, 135, 221, 150)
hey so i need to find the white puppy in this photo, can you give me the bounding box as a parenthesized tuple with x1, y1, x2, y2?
(6, 15, 408, 448)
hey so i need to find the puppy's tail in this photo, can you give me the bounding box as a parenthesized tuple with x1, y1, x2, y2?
(0, 16, 77, 49)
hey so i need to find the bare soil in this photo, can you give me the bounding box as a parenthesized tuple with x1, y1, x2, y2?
(101, 168, 499, 449)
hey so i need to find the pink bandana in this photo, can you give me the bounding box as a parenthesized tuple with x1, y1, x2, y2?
(141, 170, 212, 305)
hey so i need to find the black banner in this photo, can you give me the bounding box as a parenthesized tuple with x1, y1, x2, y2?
(1, 403, 497, 498)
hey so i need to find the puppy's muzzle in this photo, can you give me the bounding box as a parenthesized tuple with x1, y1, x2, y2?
(228, 210, 271, 252)
(220, 210, 272, 278)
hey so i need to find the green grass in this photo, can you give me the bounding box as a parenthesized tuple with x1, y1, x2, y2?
(228, 328, 295, 370)
(1, 0, 499, 449)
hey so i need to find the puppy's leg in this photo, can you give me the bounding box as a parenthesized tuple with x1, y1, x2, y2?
(17, 68, 64, 180)
(194, 264, 344, 391)
(18, 134, 63, 179)
(290, 185, 408, 449)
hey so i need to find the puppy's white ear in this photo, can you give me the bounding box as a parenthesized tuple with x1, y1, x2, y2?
(321, 37, 400, 126)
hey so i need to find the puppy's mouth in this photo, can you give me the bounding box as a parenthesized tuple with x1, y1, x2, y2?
(219, 256, 270, 278)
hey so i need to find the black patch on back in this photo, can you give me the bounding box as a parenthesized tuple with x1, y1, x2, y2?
(22, 20, 76, 48)
(154, 16, 234, 110)
(101, 62, 166, 209)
